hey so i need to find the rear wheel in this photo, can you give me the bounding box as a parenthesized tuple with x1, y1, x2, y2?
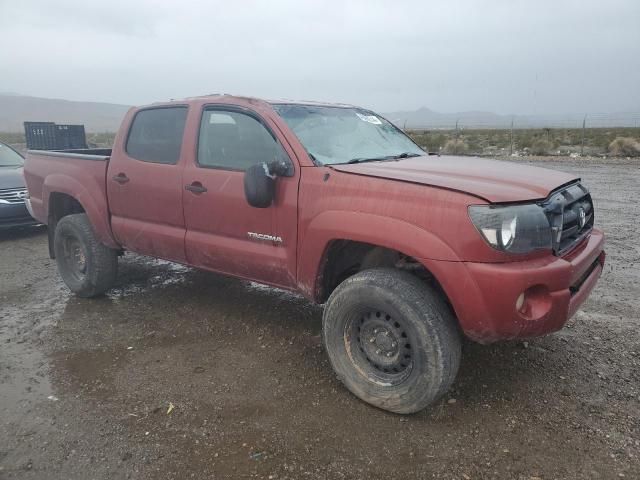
(322, 268, 461, 414)
(53, 213, 118, 298)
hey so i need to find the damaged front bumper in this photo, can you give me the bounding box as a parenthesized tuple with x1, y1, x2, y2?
(421, 229, 605, 343)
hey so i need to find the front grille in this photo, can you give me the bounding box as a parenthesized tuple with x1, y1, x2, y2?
(0, 187, 28, 205)
(541, 182, 594, 256)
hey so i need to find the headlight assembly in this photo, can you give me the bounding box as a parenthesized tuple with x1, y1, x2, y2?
(468, 204, 552, 254)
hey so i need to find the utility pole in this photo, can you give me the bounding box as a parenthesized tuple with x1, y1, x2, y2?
(581, 114, 587, 156)
(455, 119, 459, 138)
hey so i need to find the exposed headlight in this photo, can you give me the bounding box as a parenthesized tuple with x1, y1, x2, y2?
(468, 204, 552, 254)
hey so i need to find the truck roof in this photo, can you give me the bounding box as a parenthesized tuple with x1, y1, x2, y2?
(140, 94, 357, 110)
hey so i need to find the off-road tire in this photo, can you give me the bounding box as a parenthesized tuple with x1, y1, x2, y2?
(322, 268, 461, 414)
(53, 213, 118, 298)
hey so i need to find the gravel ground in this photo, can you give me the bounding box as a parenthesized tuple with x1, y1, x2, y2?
(1, 157, 638, 480)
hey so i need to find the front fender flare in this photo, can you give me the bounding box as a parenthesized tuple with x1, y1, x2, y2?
(297, 210, 460, 301)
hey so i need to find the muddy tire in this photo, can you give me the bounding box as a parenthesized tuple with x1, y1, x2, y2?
(53, 213, 118, 298)
(322, 268, 461, 414)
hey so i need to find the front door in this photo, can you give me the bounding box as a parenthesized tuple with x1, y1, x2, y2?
(182, 106, 299, 288)
(107, 106, 189, 262)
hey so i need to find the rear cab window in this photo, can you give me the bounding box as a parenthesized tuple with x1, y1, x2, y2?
(126, 107, 188, 164)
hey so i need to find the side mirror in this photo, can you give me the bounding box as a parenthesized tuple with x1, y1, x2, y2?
(244, 163, 275, 208)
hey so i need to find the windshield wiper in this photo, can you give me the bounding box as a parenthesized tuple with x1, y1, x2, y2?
(345, 152, 421, 164)
(346, 156, 390, 164)
(392, 152, 422, 159)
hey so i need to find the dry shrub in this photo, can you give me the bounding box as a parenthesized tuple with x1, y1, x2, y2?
(443, 138, 468, 155)
(530, 138, 554, 155)
(608, 137, 640, 157)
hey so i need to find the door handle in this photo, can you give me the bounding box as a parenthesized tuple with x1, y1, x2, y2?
(185, 182, 207, 194)
(112, 173, 130, 184)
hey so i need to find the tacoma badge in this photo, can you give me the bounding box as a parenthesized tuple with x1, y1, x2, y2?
(247, 232, 283, 244)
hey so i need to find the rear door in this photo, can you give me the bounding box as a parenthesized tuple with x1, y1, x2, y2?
(107, 106, 189, 262)
(182, 105, 299, 288)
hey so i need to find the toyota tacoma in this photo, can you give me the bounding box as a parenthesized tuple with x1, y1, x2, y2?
(23, 95, 605, 413)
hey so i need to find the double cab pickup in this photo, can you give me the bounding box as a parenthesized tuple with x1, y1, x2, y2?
(24, 95, 605, 413)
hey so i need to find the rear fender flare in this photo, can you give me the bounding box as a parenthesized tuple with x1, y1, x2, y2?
(43, 174, 118, 248)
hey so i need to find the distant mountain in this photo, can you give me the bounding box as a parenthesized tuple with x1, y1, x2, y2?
(0, 94, 131, 132)
(1, 94, 637, 132)
(385, 107, 640, 129)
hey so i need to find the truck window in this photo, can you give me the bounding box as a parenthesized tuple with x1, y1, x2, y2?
(126, 107, 188, 164)
(197, 109, 287, 171)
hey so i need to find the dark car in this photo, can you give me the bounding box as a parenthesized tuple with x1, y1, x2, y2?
(0, 141, 37, 228)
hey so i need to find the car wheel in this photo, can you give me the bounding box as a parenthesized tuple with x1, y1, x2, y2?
(54, 213, 118, 298)
(322, 267, 461, 414)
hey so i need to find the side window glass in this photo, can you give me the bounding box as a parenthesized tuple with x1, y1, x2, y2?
(197, 109, 289, 170)
(126, 107, 188, 164)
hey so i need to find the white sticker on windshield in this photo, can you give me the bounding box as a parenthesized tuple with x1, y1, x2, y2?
(356, 113, 382, 125)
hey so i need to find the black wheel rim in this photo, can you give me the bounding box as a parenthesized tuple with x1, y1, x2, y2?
(61, 234, 87, 282)
(344, 309, 414, 386)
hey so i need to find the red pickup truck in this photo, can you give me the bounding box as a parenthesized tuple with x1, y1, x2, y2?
(24, 95, 605, 413)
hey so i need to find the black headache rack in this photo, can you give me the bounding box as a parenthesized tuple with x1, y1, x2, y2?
(24, 122, 88, 150)
(541, 182, 594, 256)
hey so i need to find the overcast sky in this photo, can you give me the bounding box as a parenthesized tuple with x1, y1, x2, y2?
(0, 0, 638, 114)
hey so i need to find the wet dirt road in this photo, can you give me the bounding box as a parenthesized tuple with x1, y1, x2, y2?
(1, 157, 639, 480)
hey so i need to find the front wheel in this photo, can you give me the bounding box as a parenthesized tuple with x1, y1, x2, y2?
(53, 213, 118, 298)
(322, 268, 461, 414)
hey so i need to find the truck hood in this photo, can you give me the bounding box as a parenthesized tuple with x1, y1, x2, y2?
(330, 155, 579, 203)
(0, 166, 26, 190)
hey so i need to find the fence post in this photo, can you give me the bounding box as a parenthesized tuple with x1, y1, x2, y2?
(509, 117, 514, 156)
(581, 115, 587, 156)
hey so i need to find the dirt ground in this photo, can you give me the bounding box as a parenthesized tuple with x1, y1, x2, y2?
(1, 157, 638, 480)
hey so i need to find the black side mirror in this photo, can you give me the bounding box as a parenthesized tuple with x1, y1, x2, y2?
(244, 163, 275, 208)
